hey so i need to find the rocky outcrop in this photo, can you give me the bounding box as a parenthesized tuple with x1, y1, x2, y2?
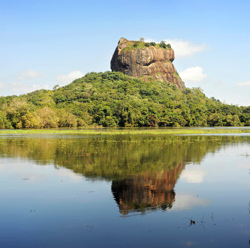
(111, 38, 185, 90)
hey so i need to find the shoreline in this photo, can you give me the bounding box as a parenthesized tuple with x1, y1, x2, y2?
(1, 128, 250, 136)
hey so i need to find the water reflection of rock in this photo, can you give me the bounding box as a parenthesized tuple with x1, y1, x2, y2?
(112, 162, 185, 215)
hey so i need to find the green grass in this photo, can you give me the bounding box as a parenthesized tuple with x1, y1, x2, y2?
(121, 41, 146, 52)
(121, 40, 172, 53)
(0, 128, 250, 136)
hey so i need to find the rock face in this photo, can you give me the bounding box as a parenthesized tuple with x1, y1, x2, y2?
(111, 38, 185, 90)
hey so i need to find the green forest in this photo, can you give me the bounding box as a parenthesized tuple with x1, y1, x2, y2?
(0, 71, 250, 129)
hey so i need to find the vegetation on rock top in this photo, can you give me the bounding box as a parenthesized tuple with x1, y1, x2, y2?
(121, 39, 172, 53)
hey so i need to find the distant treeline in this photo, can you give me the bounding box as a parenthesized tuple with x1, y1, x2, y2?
(0, 71, 250, 129)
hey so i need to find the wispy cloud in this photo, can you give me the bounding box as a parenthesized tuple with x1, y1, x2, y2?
(12, 82, 49, 93)
(17, 172, 45, 183)
(180, 167, 207, 183)
(56, 71, 85, 84)
(165, 39, 209, 58)
(170, 194, 209, 212)
(18, 69, 44, 80)
(180, 66, 207, 83)
(145, 38, 209, 58)
(0, 69, 49, 96)
(237, 81, 250, 86)
(57, 168, 83, 183)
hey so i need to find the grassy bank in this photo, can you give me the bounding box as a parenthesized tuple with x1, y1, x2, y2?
(1, 128, 250, 136)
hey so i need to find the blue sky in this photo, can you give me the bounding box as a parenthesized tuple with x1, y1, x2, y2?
(0, 0, 250, 105)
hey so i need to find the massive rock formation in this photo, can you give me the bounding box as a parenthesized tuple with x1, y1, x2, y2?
(111, 38, 185, 90)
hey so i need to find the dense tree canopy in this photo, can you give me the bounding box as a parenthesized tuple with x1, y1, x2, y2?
(0, 71, 249, 129)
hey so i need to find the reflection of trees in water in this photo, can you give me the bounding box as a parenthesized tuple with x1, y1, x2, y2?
(112, 162, 185, 215)
(0, 135, 249, 214)
(0, 135, 249, 181)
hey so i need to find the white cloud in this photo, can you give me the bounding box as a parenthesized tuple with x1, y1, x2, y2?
(12, 82, 49, 93)
(56, 71, 85, 84)
(145, 38, 209, 58)
(180, 167, 207, 183)
(18, 69, 43, 80)
(17, 172, 45, 183)
(180, 66, 207, 83)
(0, 83, 5, 89)
(57, 168, 83, 183)
(170, 194, 209, 212)
(237, 81, 250, 86)
(165, 39, 208, 58)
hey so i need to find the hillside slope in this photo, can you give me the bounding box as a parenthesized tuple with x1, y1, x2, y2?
(0, 71, 249, 129)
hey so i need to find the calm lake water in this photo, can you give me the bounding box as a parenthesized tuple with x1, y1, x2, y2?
(1, 134, 250, 247)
